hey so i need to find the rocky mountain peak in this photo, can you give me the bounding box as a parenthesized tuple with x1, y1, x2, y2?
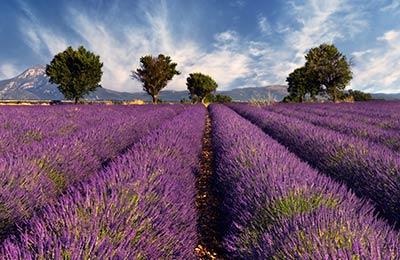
(19, 65, 46, 79)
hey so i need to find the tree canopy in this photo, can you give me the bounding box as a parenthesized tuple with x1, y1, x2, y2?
(186, 72, 218, 103)
(285, 43, 352, 102)
(46, 46, 103, 104)
(132, 54, 180, 103)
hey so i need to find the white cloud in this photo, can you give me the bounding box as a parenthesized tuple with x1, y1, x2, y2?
(230, 0, 246, 8)
(351, 29, 400, 93)
(66, 4, 252, 92)
(258, 15, 272, 35)
(16, 0, 396, 94)
(0, 63, 20, 79)
(285, 0, 364, 62)
(381, 0, 400, 12)
(17, 1, 69, 60)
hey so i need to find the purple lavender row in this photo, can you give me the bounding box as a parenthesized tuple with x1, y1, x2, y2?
(0, 105, 169, 155)
(0, 104, 206, 259)
(283, 101, 400, 119)
(210, 104, 399, 259)
(229, 103, 400, 226)
(263, 104, 400, 152)
(0, 105, 184, 240)
(297, 102, 400, 131)
(264, 102, 400, 132)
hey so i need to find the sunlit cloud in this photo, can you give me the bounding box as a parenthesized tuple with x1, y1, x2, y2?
(8, 0, 400, 94)
(0, 63, 20, 79)
(351, 29, 400, 93)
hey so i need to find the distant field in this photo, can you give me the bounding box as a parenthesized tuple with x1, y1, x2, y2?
(0, 102, 399, 259)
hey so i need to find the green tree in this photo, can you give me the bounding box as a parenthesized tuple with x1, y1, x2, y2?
(286, 67, 308, 102)
(186, 73, 218, 103)
(348, 89, 372, 101)
(46, 46, 103, 104)
(305, 43, 352, 102)
(215, 94, 232, 103)
(132, 54, 180, 104)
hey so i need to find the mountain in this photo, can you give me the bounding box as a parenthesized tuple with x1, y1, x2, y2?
(0, 66, 140, 101)
(371, 93, 400, 100)
(0, 66, 289, 101)
(2, 66, 397, 102)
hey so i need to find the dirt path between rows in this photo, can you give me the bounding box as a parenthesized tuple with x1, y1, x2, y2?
(195, 109, 225, 260)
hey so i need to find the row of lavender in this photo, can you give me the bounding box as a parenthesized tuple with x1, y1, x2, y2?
(0, 105, 206, 259)
(275, 102, 400, 131)
(286, 101, 400, 120)
(210, 104, 399, 259)
(0, 105, 184, 240)
(262, 104, 400, 152)
(229, 103, 400, 227)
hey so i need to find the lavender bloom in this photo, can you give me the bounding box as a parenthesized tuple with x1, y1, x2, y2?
(229, 103, 400, 226)
(269, 101, 400, 131)
(210, 104, 399, 259)
(0, 104, 205, 259)
(0, 104, 184, 241)
(263, 104, 400, 152)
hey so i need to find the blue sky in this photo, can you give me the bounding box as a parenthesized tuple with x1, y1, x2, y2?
(1, 0, 400, 93)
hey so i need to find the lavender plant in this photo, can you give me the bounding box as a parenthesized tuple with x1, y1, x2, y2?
(0, 105, 184, 241)
(210, 104, 400, 259)
(229, 103, 400, 227)
(263, 104, 400, 152)
(0, 105, 206, 259)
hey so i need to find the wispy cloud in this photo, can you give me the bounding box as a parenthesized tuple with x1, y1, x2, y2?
(66, 1, 252, 92)
(381, 0, 400, 13)
(351, 30, 400, 93)
(0, 63, 20, 79)
(17, 0, 69, 60)
(257, 15, 272, 35)
(12, 0, 399, 94)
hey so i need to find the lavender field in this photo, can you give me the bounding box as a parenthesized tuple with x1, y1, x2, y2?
(0, 102, 400, 259)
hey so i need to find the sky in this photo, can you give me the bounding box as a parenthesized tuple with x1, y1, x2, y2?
(0, 0, 400, 94)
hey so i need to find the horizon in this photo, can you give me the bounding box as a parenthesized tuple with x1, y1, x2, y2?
(1, 0, 400, 94)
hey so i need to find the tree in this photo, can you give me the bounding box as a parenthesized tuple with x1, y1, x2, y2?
(132, 54, 180, 103)
(46, 46, 103, 104)
(348, 89, 372, 101)
(186, 73, 218, 103)
(286, 67, 308, 102)
(215, 94, 232, 103)
(305, 43, 352, 102)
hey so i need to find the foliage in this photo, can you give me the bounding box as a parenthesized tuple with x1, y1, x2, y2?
(282, 94, 301, 103)
(215, 94, 232, 103)
(305, 43, 353, 102)
(199, 93, 233, 104)
(186, 73, 218, 103)
(285, 66, 320, 102)
(132, 54, 180, 104)
(286, 44, 352, 102)
(348, 89, 372, 101)
(46, 46, 103, 104)
(180, 98, 191, 104)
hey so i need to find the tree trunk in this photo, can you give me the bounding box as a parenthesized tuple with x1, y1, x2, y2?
(152, 94, 158, 104)
(74, 97, 79, 104)
(333, 87, 337, 103)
